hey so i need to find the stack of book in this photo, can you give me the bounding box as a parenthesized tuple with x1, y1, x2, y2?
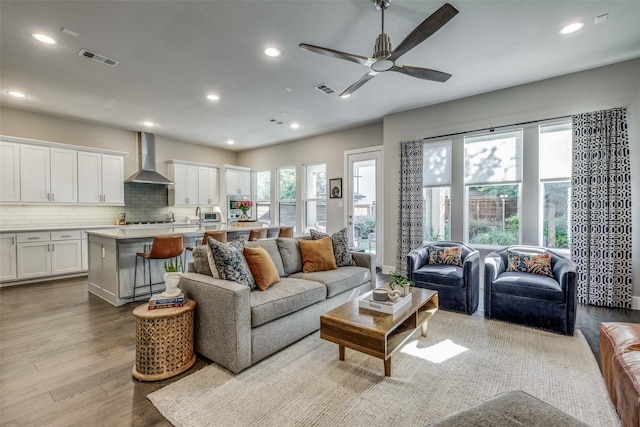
(148, 293, 185, 310)
(359, 292, 412, 314)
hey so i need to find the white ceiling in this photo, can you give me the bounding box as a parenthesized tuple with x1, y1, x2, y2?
(1, 1, 639, 151)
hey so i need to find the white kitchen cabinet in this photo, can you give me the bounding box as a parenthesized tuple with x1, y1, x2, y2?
(78, 151, 124, 205)
(19, 145, 77, 204)
(226, 166, 251, 196)
(0, 234, 18, 282)
(0, 141, 20, 202)
(81, 232, 88, 271)
(198, 166, 219, 205)
(88, 236, 118, 305)
(168, 161, 218, 206)
(16, 231, 81, 280)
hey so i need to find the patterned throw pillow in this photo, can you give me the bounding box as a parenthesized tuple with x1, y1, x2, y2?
(506, 249, 555, 278)
(191, 244, 213, 277)
(309, 228, 354, 267)
(207, 237, 256, 288)
(427, 245, 463, 267)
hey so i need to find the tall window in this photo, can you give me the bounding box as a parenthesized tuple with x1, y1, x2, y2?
(303, 163, 326, 232)
(423, 140, 451, 242)
(255, 170, 271, 225)
(539, 121, 572, 249)
(465, 129, 523, 245)
(277, 166, 296, 227)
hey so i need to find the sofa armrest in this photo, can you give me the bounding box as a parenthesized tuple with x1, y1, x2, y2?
(179, 272, 252, 373)
(552, 257, 578, 335)
(407, 246, 429, 280)
(351, 251, 376, 289)
(463, 251, 480, 311)
(483, 253, 505, 318)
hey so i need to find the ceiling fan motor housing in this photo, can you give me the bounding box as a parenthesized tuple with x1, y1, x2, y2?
(373, 33, 392, 59)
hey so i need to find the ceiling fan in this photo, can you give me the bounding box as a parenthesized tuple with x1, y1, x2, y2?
(299, 1, 459, 98)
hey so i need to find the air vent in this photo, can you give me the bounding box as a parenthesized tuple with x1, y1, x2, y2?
(314, 83, 335, 95)
(78, 49, 119, 67)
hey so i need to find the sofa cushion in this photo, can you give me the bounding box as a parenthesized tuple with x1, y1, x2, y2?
(244, 246, 280, 291)
(492, 272, 563, 302)
(191, 244, 214, 276)
(290, 266, 371, 298)
(208, 237, 256, 289)
(428, 245, 463, 267)
(249, 277, 326, 327)
(310, 228, 354, 267)
(298, 237, 337, 273)
(506, 249, 554, 278)
(276, 238, 303, 276)
(246, 239, 285, 277)
(413, 264, 464, 288)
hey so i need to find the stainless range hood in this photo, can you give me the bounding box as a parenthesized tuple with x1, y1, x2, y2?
(125, 132, 174, 185)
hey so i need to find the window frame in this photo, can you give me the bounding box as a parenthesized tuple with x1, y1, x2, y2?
(302, 162, 327, 233)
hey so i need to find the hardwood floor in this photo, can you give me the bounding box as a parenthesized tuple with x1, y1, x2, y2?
(1, 276, 637, 425)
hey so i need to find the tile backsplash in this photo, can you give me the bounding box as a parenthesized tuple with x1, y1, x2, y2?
(0, 183, 220, 229)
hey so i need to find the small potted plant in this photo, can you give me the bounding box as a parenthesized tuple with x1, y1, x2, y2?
(236, 200, 253, 220)
(162, 259, 183, 298)
(389, 271, 415, 297)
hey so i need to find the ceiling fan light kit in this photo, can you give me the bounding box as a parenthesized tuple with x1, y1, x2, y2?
(299, 2, 458, 97)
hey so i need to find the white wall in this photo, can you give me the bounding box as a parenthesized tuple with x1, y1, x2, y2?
(237, 122, 383, 234)
(383, 58, 640, 300)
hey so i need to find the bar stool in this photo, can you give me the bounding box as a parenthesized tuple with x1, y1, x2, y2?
(278, 226, 294, 238)
(248, 228, 267, 241)
(133, 235, 184, 301)
(186, 230, 227, 251)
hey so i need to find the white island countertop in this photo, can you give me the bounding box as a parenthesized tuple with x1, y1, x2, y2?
(86, 223, 279, 240)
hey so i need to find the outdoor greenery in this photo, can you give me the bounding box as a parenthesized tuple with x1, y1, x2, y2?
(469, 215, 519, 245)
(354, 215, 376, 238)
(279, 168, 296, 200)
(543, 213, 569, 248)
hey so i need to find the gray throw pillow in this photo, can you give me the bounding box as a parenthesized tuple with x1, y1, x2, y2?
(310, 228, 354, 267)
(276, 238, 303, 276)
(207, 237, 255, 288)
(191, 244, 213, 276)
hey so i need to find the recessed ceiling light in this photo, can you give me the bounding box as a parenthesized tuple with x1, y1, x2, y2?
(264, 47, 281, 57)
(206, 94, 220, 101)
(560, 22, 584, 35)
(290, 123, 300, 129)
(32, 33, 57, 44)
(227, 140, 235, 145)
(7, 91, 27, 98)
(142, 121, 155, 127)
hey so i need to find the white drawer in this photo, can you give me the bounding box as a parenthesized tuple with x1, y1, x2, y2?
(51, 230, 81, 241)
(16, 232, 51, 243)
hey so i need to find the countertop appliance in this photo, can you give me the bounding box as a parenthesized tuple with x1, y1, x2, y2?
(203, 212, 221, 223)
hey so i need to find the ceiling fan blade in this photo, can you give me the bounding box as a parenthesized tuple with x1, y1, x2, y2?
(388, 3, 459, 62)
(391, 65, 451, 82)
(299, 43, 373, 66)
(339, 72, 378, 97)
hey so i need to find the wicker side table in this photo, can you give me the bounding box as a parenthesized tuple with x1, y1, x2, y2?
(132, 299, 196, 381)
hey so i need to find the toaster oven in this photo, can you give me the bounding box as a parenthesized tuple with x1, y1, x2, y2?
(203, 212, 221, 222)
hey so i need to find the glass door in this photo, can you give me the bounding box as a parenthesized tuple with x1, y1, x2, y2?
(346, 148, 382, 267)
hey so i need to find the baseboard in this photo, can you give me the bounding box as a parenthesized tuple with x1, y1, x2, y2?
(632, 296, 640, 310)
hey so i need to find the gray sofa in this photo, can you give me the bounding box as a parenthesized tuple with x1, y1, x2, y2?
(179, 237, 375, 373)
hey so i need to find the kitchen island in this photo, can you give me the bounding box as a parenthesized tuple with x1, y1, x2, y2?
(87, 223, 282, 306)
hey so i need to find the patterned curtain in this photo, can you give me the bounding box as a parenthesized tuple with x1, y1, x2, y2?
(396, 140, 424, 273)
(571, 107, 632, 308)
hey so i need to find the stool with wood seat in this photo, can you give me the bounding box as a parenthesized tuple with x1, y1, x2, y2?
(248, 228, 267, 241)
(186, 230, 227, 251)
(278, 226, 294, 238)
(133, 235, 184, 301)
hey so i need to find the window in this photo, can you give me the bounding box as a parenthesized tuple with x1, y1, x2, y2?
(423, 140, 451, 242)
(465, 129, 523, 245)
(539, 121, 572, 249)
(255, 170, 271, 225)
(303, 163, 326, 232)
(277, 166, 296, 227)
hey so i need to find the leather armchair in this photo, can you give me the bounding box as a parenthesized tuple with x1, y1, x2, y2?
(407, 241, 480, 314)
(484, 245, 577, 335)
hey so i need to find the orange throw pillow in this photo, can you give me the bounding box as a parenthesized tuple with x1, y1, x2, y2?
(243, 246, 280, 291)
(298, 237, 337, 273)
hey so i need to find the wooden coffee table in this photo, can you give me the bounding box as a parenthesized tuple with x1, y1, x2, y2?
(320, 287, 438, 377)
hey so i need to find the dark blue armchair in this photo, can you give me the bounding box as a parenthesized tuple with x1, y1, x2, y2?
(484, 246, 577, 335)
(407, 241, 480, 314)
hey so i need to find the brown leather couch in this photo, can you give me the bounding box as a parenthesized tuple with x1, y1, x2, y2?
(600, 322, 640, 427)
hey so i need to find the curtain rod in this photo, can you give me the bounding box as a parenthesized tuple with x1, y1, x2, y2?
(421, 114, 571, 141)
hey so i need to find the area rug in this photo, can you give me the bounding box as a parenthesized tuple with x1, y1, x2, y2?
(148, 310, 620, 427)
